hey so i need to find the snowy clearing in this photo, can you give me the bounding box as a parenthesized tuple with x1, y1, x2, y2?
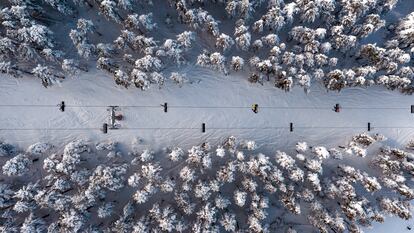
(0, 67, 413, 232)
(0, 67, 413, 153)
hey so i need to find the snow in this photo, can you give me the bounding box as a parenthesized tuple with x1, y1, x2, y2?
(0, 44, 414, 233)
(0, 66, 413, 154)
(1, 0, 414, 231)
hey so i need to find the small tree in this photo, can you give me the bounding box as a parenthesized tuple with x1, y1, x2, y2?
(32, 64, 63, 87)
(231, 56, 244, 71)
(98, 202, 114, 218)
(2, 154, 32, 176)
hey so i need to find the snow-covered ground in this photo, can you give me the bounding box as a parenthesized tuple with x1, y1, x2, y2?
(1, 68, 414, 232)
(0, 66, 413, 152)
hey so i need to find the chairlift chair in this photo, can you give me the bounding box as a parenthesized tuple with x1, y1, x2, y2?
(334, 103, 341, 113)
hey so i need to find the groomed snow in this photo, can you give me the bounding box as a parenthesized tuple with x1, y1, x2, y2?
(0, 66, 413, 153)
(0, 67, 414, 232)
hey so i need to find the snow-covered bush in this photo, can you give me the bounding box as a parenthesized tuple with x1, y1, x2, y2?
(312, 146, 330, 160)
(98, 202, 114, 218)
(240, 140, 257, 150)
(139, 149, 154, 162)
(21, 213, 46, 232)
(27, 142, 51, 155)
(32, 65, 63, 87)
(231, 56, 244, 71)
(65, 139, 90, 155)
(0, 141, 16, 157)
(2, 154, 32, 176)
(169, 147, 184, 162)
(233, 190, 247, 207)
(0, 184, 14, 208)
(170, 72, 187, 87)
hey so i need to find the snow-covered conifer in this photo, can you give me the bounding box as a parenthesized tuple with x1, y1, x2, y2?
(160, 178, 175, 193)
(216, 145, 225, 157)
(209, 52, 228, 75)
(98, 202, 114, 218)
(17, 24, 54, 48)
(241, 140, 257, 150)
(118, 0, 134, 10)
(262, 34, 280, 46)
(27, 142, 51, 155)
(177, 31, 195, 48)
(0, 184, 14, 208)
(169, 147, 184, 161)
(231, 56, 244, 71)
(90, 164, 128, 191)
(139, 149, 154, 162)
(220, 212, 237, 231)
(312, 146, 330, 160)
(0, 61, 20, 78)
(395, 12, 414, 49)
(197, 50, 211, 68)
(215, 195, 231, 209)
(135, 55, 162, 72)
(100, 0, 122, 23)
(234, 190, 247, 207)
(380, 198, 411, 220)
(114, 69, 131, 87)
(21, 213, 46, 232)
(77, 19, 95, 34)
(275, 151, 295, 169)
(295, 142, 308, 152)
(60, 209, 86, 232)
(32, 64, 63, 87)
(324, 69, 347, 91)
(235, 31, 251, 51)
(62, 59, 85, 77)
(261, 6, 285, 31)
(170, 72, 187, 87)
(131, 68, 150, 90)
(2, 154, 32, 176)
(179, 166, 195, 182)
(216, 33, 235, 51)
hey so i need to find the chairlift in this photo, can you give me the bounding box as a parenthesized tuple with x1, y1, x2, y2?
(107, 106, 122, 130)
(252, 104, 259, 113)
(162, 102, 168, 113)
(333, 103, 341, 113)
(58, 101, 65, 112)
(102, 123, 108, 134)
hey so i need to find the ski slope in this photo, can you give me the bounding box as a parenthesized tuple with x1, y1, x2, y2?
(0, 66, 413, 152)
(0, 67, 414, 232)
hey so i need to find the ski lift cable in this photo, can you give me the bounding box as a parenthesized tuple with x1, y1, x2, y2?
(1, 126, 414, 131)
(341, 107, 408, 110)
(0, 104, 57, 107)
(0, 128, 100, 131)
(0, 104, 410, 110)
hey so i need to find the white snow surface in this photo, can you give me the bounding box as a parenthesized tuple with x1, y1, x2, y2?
(0, 67, 414, 232)
(0, 66, 412, 152)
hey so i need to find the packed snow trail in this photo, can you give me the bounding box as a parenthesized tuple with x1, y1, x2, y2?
(0, 67, 413, 153)
(0, 68, 414, 233)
